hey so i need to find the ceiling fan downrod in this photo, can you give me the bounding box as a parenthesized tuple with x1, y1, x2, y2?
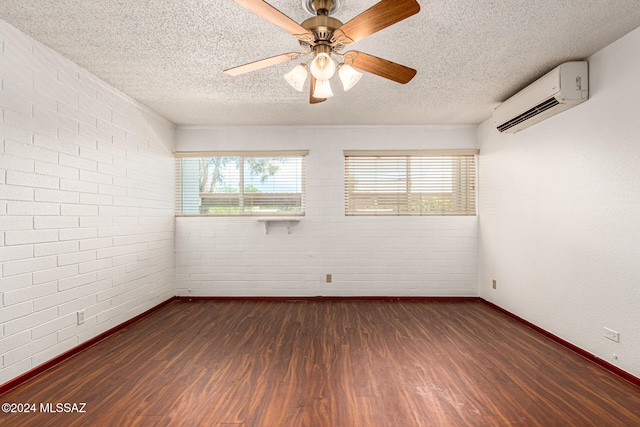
(311, 0, 333, 15)
(303, 0, 341, 16)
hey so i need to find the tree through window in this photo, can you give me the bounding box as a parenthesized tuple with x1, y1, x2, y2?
(175, 151, 307, 216)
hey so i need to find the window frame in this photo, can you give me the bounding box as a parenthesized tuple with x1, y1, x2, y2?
(344, 149, 478, 217)
(175, 150, 308, 217)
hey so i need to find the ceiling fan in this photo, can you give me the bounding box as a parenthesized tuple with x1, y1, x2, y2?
(224, 0, 420, 104)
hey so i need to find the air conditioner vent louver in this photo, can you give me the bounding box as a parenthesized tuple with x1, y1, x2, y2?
(496, 97, 560, 132)
(493, 61, 588, 133)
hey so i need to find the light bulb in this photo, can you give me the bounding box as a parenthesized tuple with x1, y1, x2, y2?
(338, 64, 362, 91)
(313, 79, 334, 98)
(284, 64, 308, 92)
(310, 53, 337, 80)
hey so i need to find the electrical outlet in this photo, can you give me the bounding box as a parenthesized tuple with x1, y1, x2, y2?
(77, 311, 85, 325)
(603, 327, 620, 342)
(492, 279, 497, 289)
(326, 274, 332, 283)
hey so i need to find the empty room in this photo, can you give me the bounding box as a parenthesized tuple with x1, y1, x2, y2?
(1, 0, 640, 426)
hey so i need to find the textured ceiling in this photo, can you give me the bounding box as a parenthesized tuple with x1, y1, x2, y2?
(2, 1, 640, 126)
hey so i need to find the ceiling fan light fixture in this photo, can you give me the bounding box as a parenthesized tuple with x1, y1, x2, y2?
(284, 64, 309, 92)
(338, 64, 362, 91)
(310, 52, 336, 80)
(313, 79, 334, 98)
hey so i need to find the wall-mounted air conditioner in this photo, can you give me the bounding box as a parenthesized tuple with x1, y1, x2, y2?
(493, 61, 589, 133)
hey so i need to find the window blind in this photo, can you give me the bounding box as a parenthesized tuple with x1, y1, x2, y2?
(175, 151, 307, 216)
(344, 150, 478, 216)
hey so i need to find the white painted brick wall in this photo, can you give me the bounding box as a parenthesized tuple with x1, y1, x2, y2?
(175, 126, 479, 297)
(0, 20, 175, 384)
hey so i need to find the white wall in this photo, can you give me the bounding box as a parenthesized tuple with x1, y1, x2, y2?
(0, 20, 176, 384)
(478, 26, 640, 377)
(176, 125, 478, 297)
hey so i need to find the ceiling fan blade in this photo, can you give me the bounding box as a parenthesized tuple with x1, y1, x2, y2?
(332, 0, 420, 45)
(224, 52, 303, 77)
(348, 51, 416, 84)
(234, 0, 314, 42)
(310, 75, 326, 104)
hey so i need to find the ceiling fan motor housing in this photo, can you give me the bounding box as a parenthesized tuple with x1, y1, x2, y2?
(302, 15, 343, 42)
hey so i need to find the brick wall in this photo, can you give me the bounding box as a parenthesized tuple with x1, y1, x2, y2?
(175, 126, 479, 297)
(0, 20, 175, 384)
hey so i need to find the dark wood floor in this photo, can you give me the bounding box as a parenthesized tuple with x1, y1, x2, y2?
(1, 299, 639, 426)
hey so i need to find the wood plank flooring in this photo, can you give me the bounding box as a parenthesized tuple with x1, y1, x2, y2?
(1, 299, 639, 426)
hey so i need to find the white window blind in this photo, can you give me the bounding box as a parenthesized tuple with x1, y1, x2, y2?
(175, 151, 307, 216)
(344, 150, 478, 216)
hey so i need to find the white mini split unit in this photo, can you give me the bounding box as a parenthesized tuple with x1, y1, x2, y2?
(493, 61, 589, 133)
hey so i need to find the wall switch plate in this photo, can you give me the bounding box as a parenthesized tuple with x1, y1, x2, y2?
(492, 279, 497, 289)
(603, 327, 620, 342)
(77, 311, 85, 325)
(326, 274, 332, 283)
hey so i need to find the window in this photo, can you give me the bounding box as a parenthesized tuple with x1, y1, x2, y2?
(344, 150, 478, 216)
(175, 151, 307, 216)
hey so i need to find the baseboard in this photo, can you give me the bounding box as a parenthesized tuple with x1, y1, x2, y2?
(481, 299, 640, 389)
(175, 295, 482, 302)
(0, 296, 177, 396)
